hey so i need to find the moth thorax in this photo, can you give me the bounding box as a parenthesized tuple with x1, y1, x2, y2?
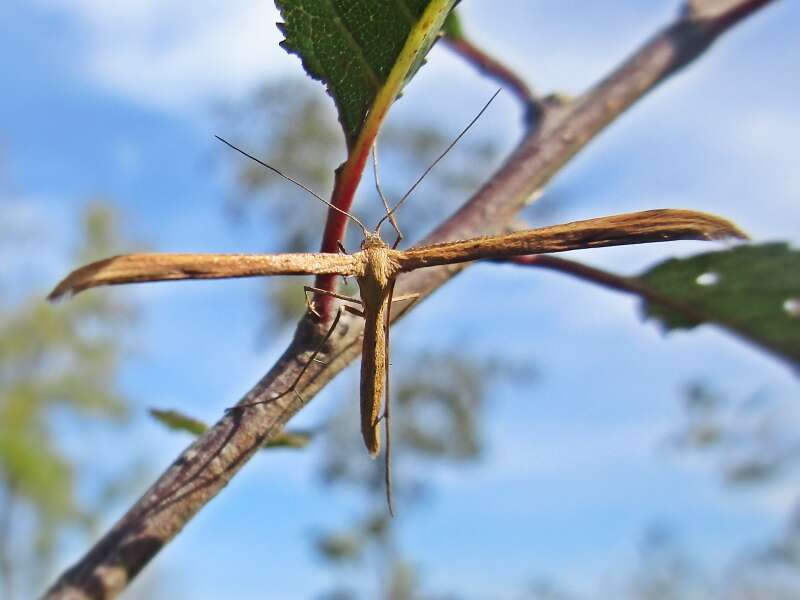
(362, 245, 396, 288)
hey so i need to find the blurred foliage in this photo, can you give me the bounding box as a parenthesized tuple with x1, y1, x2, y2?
(669, 382, 800, 492)
(441, 9, 465, 41)
(509, 384, 800, 600)
(669, 382, 800, 576)
(626, 527, 708, 600)
(518, 381, 800, 599)
(149, 408, 312, 449)
(522, 521, 800, 600)
(524, 578, 579, 600)
(620, 522, 800, 599)
(0, 204, 137, 599)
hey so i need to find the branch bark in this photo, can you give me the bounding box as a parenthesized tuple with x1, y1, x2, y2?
(43, 2, 777, 598)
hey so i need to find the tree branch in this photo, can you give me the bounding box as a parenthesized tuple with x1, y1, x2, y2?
(43, 2, 776, 598)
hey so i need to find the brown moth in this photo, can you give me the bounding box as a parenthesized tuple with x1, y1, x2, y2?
(49, 210, 745, 447)
(48, 104, 747, 512)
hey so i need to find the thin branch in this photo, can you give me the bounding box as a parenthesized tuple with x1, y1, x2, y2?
(442, 35, 542, 124)
(43, 2, 776, 598)
(501, 253, 798, 370)
(500, 253, 712, 318)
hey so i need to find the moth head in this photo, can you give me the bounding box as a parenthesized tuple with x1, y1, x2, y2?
(360, 231, 387, 250)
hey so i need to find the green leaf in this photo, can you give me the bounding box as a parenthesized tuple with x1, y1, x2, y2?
(442, 8, 464, 40)
(0, 203, 135, 591)
(639, 243, 800, 367)
(149, 409, 312, 449)
(314, 532, 363, 562)
(269, 430, 313, 449)
(149, 409, 207, 436)
(275, 0, 456, 148)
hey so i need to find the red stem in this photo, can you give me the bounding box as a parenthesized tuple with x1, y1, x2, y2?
(313, 134, 374, 318)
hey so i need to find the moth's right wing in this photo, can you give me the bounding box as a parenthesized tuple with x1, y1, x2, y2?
(48, 252, 363, 300)
(396, 209, 746, 272)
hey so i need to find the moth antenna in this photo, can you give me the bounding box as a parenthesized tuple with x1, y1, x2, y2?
(215, 135, 369, 236)
(372, 143, 403, 245)
(376, 88, 501, 231)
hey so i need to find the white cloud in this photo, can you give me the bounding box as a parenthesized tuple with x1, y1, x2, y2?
(36, 0, 294, 111)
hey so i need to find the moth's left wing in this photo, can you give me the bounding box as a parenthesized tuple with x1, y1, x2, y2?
(49, 252, 363, 300)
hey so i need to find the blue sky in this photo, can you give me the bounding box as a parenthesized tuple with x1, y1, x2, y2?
(2, 1, 800, 598)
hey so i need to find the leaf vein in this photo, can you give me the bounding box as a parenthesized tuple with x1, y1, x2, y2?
(324, 0, 383, 93)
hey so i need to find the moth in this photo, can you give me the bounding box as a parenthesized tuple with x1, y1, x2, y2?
(49, 108, 746, 512)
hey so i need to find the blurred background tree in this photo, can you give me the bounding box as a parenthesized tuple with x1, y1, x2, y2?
(517, 383, 800, 600)
(0, 201, 139, 600)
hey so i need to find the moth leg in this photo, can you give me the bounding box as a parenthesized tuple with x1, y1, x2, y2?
(391, 292, 419, 304)
(230, 308, 344, 411)
(336, 241, 350, 284)
(303, 285, 363, 317)
(344, 305, 365, 319)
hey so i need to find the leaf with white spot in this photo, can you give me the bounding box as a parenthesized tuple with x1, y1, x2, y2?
(640, 243, 800, 368)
